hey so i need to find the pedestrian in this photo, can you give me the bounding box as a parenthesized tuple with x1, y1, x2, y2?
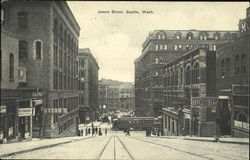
(157, 128, 160, 137)
(99, 128, 102, 136)
(81, 129, 83, 136)
(88, 128, 91, 134)
(85, 128, 88, 136)
(92, 127, 94, 136)
(78, 129, 80, 136)
(127, 128, 130, 136)
(105, 128, 107, 135)
(95, 127, 98, 134)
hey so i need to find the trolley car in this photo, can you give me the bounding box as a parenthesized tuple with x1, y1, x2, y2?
(112, 117, 160, 131)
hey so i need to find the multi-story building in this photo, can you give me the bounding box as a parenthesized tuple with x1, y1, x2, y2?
(162, 48, 217, 137)
(98, 79, 135, 112)
(135, 29, 239, 117)
(1, 1, 81, 138)
(78, 48, 99, 123)
(119, 83, 135, 111)
(216, 7, 250, 138)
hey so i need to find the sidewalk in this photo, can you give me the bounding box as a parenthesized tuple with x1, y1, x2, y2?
(0, 135, 93, 158)
(150, 135, 249, 145)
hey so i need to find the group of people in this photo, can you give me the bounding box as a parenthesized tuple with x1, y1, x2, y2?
(78, 127, 108, 136)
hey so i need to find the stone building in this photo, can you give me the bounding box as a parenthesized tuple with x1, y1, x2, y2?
(216, 7, 250, 137)
(78, 48, 99, 123)
(135, 29, 239, 117)
(162, 48, 217, 137)
(1, 1, 81, 138)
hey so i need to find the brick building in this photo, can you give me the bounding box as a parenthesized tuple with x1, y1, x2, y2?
(216, 7, 250, 137)
(1, 1, 81, 138)
(78, 48, 99, 123)
(135, 29, 238, 117)
(162, 48, 217, 137)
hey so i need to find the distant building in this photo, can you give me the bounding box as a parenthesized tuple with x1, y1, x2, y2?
(216, 7, 250, 138)
(162, 48, 216, 137)
(1, 1, 81, 138)
(78, 48, 99, 123)
(135, 29, 239, 117)
(98, 79, 135, 112)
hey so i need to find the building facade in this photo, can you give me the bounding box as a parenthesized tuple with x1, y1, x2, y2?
(216, 7, 250, 138)
(78, 48, 99, 123)
(135, 29, 239, 117)
(1, 1, 81, 138)
(98, 79, 135, 112)
(162, 48, 217, 137)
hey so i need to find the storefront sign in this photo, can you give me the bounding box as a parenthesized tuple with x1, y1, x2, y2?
(0, 105, 6, 113)
(18, 108, 34, 116)
(232, 85, 249, 96)
(43, 108, 68, 114)
(191, 97, 218, 107)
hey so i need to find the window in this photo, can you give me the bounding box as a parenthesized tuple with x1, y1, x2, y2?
(35, 41, 42, 60)
(164, 44, 167, 50)
(174, 45, 178, 50)
(53, 70, 58, 90)
(53, 45, 58, 66)
(226, 58, 230, 76)
(1, 8, 5, 24)
(187, 32, 193, 40)
(155, 58, 159, 64)
(186, 45, 189, 51)
(162, 35, 165, 39)
(178, 45, 182, 50)
(185, 66, 191, 85)
(200, 36, 203, 40)
(241, 54, 246, 74)
(180, 68, 183, 85)
(155, 44, 159, 51)
(193, 63, 199, 84)
(213, 45, 217, 51)
(158, 35, 161, 39)
(215, 35, 218, 40)
(155, 71, 158, 76)
(18, 11, 28, 29)
(221, 59, 225, 78)
(235, 55, 240, 76)
(9, 54, 14, 81)
(19, 41, 28, 59)
(176, 35, 181, 39)
(160, 44, 163, 50)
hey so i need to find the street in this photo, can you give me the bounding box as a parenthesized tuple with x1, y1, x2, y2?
(3, 123, 249, 160)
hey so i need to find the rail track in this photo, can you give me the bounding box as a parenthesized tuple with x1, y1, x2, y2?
(97, 134, 135, 160)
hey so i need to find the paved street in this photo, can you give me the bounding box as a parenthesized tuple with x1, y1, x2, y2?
(2, 123, 248, 160)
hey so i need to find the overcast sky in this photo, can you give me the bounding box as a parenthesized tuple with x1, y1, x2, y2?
(67, 1, 249, 82)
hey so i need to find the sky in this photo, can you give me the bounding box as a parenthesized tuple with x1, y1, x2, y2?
(67, 1, 249, 82)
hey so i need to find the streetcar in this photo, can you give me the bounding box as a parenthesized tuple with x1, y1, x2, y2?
(112, 117, 160, 131)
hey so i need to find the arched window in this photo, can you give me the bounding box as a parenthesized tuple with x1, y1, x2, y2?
(199, 32, 208, 40)
(241, 54, 246, 74)
(235, 55, 240, 76)
(214, 33, 220, 40)
(221, 59, 225, 78)
(18, 11, 28, 29)
(185, 65, 191, 85)
(193, 63, 199, 84)
(155, 58, 159, 64)
(19, 40, 28, 59)
(180, 68, 183, 85)
(9, 53, 14, 81)
(187, 32, 193, 40)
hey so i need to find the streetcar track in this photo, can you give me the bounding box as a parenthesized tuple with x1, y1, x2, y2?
(96, 135, 113, 160)
(116, 135, 135, 160)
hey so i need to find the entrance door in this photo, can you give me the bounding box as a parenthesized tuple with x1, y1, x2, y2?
(19, 117, 25, 139)
(219, 99, 231, 135)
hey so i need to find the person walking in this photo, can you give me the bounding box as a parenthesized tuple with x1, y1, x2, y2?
(81, 129, 83, 136)
(99, 128, 102, 136)
(105, 128, 107, 135)
(88, 128, 91, 135)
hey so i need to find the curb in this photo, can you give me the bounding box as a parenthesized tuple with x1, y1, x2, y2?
(0, 136, 93, 158)
(183, 138, 249, 145)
